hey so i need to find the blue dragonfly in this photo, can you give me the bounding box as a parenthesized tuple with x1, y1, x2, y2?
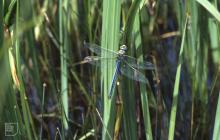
(83, 42, 155, 98)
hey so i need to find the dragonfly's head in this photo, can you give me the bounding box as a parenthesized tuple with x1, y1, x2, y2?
(118, 45, 127, 55)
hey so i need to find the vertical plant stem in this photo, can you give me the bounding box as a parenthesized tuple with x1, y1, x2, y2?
(120, 1, 147, 139)
(133, 6, 153, 140)
(196, 0, 220, 22)
(0, 0, 4, 127)
(59, 0, 69, 131)
(0, 0, 2, 44)
(168, 15, 188, 140)
(101, 0, 121, 139)
(15, 1, 35, 139)
(40, 83, 46, 139)
(212, 91, 220, 140)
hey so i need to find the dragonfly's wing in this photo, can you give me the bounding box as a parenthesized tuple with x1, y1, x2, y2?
(84, 42, 118, 57)
(120, 62, 148, 84)
(123, 55, 155, 70)
(83, 56, 117, 66)
(84, 42, 154, 70)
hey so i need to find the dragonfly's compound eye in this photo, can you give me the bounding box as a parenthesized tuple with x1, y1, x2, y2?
(120, 45, 127, 51)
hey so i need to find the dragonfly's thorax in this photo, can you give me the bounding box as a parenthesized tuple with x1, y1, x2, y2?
(118, 45, 127, 55)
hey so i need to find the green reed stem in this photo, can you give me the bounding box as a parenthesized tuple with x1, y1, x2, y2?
(59, 0, 69, 131)
(168, 15, 188, 140)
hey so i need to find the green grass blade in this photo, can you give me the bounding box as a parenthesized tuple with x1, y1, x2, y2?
(59, 0, 69, 131)
(168, 15, 188, 140)
(101, 0, 121, 139)
(40, 83, 46, 139)
(212, 91, 220, 140)
(207, 0, 220, 64)
(122, 0, 142, 43)
(134, 3, 151, 137)
(133, 9, 153, 140)
(0, 0, 6, 137)
(121, 81, 136, 140)
(20, 0, 42, 107)
(196, 0, 220, 22)
(0, 0, 2, 44)
(4, 0, 16, 24)
(120, 1, 141, 140)
(15, 1, 36, 139)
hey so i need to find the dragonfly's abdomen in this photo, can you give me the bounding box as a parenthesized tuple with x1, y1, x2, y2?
(108, 60, 121, 98)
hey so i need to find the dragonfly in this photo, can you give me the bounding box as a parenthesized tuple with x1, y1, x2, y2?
(83, 42, 155, 98)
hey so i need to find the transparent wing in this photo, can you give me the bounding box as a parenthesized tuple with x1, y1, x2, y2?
(120, 62, 148, 84)
(122, 55, 155, 70)
(84, 42, 154, 70)
(82, 56, 117, 66)
(84, 42, 118, 57)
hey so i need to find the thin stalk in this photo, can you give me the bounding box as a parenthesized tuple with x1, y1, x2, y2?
(59, 0, 69, 131)
(101, 0, 121, 139)
(15, 1, 35, 139)
(133, 11, 153, 140)
(196, 0, 220, 22)
(0, 0, 2, 44)
(168, 15, 188, 140)
(212, 90, 220, 140)
(40, 83, 46, 139)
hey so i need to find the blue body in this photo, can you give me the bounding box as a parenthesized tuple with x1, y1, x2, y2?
(84, 43, 154, 99)
(108, 59, 121, 98)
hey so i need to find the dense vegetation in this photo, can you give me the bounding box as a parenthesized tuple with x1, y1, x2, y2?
(0, 0, 220, 140)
